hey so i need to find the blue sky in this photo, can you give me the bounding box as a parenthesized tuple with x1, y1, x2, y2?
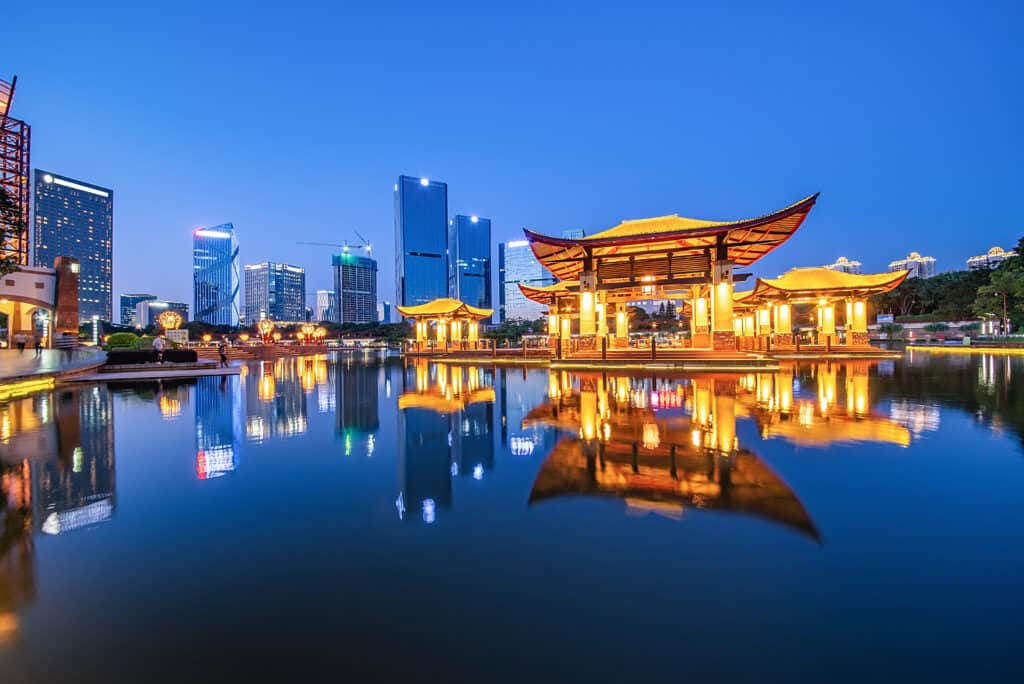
(6, 0, 1021, 308)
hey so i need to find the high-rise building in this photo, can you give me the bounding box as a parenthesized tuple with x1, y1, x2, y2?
(193, 223, 240, 325)
(333, 253, 377, 323)
(448, 214, 492, 319)
(968, 246, 1017, 271)
(561, 228, 586, 239)
(498, 240, 556, 322)
(33, 170, 114, 322)
(315, 290, 336, 323)
(823, 256, 862, 274)
(243, 262, 306, 323)
(888, 251, 936, 279)
(377, 300, 392, 323)
(135, 300, 189, 327)
(0, 75, 30, 267)
(394, 175, 447, 306)
(120, 293, 156, 326)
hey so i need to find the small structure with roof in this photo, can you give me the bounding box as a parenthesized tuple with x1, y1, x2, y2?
(396, 298, 494, 351)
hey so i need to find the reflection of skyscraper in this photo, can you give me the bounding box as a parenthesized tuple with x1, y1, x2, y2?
(194, 375, 243, 479)
(454, 400, 494, 479)
(337, 360, 380, 438)
(397, 364, 453, 523)
(33, 386, 117, 534)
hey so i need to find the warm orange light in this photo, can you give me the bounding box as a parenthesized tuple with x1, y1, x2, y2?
(158, 310, 183, 331)
(239, 333, 250, 342)
(202, 334, 212, 343)
(272, 332, 282, 341)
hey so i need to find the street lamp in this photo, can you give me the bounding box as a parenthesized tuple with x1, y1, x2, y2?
(994, 291, 1008, 335)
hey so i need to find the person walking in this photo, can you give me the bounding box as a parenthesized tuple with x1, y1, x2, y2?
(34, 335, 42, 357)
(14, 332, 26, 353)
(152, 335, 166, 363)
(217, 340, 229, 368)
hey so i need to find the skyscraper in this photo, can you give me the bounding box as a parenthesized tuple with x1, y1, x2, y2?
(394, 175, 447, 306)
(333, 253, 377, 323)
(119, 293, 157, 326)
(823, 256, 862, 274)
(193, 223, 240, 325)
(315, 290, 336, 323)
(243, 262, 306, 323)
(498, 240, 556, 322)
(968, 246, 1017, 270)
(33, 170, 114, 322)
(888, 251, 936, 279)
(448, 214, 492, 319)
(0, 75, 30, 267)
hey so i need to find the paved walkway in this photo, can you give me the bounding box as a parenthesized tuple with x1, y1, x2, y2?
(0, 348, 106, 382)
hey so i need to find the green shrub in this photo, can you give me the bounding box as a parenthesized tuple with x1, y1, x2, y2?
(106, 332, 139, 349)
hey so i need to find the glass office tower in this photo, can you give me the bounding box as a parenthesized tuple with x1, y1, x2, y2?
(243, 262, 306, 323)
(193, 223, 240, 325)
(448, 214, 492, 320)
(119, 293, 156, 327)
(394, 175, 447, 306)
(333, 253, 377, 323)
(33, 170, 114, 322)
(498, 240, 556, 322)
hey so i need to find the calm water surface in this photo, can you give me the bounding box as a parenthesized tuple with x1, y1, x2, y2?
(1, 351, 1022, 681)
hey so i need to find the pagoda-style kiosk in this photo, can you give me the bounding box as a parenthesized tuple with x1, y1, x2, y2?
(397, 298, 493, 352)
(520, 194, 819, 360)
(731, 268, 908, 353)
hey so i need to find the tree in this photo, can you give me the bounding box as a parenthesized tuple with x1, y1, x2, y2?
(0, 186, 25, 276)
(973, 237, 1024, 330)
(878, 322, 904, 339)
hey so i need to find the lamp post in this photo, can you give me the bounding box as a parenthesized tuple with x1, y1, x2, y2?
(996, 291, 1009, 335)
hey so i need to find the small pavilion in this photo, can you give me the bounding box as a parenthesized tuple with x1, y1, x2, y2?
(520, 194, 819, 352)
(731, 268, 908, 351)
(397, 298, 493, 351)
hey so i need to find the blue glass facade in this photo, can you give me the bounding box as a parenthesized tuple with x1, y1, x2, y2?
(448, 214, 492, 319)
(498, 240, 556, 322)
(243, 262, 306, 323)
(394, 175, 447, 306)
(193, 223, 240, 326)
(333, 253, 378, 323)
(34, 170, 114, 322)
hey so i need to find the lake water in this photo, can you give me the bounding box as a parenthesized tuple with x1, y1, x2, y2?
(1, 351, 1022, 681)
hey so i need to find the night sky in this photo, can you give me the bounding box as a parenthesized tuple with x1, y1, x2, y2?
(6, 0, 1021, 308)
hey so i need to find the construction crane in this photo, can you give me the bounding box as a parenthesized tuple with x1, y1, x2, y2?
(296, 233, 373, 257)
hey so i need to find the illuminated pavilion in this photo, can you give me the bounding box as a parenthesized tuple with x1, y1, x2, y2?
(731, 267, 909, 352)
(396, 298, 493, 351)
(520, 194, 819, 353)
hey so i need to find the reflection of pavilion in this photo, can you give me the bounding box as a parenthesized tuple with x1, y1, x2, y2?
(735, 362, 911, 447)
(524, 373, 819, 538)
(195, 375, 243, 479)
(1, 386, 116, 644)
(244, 359, 308, 443)
(396, 361, 495, 523)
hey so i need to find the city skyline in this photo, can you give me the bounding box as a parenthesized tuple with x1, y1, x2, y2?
(6, 2, 1019, 310)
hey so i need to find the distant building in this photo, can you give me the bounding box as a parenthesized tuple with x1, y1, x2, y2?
(33, 170, 114, 322)
(193, 223, 240, 325)
(561, 228, 586, 239)
(136, 300, 189, 327)
(243, 262, 306, 323)
(888, 251, 936, 279)
(119, 293, 156, 327)
(0, 74, 31, 267)
(394, 175, 447, 306)
(448, 214, 492, 319)
(377, 301, 392, 323)
(967, 246, 1017, 271)
(333, 253, 377, 323)
(823, 256, 862, 274)
(499, 240, 556, 322)
(315, 290, 336, 323)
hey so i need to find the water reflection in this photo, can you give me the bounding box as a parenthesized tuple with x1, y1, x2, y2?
(336, 356, 381, 456)
(195, 375, 243, 479)
(244, 359, 309, 442)
(735, 363, 912, 447)
(525, 373, 820, 538)
(1, 386, 115, 645)
(396, 361, 495, 523)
